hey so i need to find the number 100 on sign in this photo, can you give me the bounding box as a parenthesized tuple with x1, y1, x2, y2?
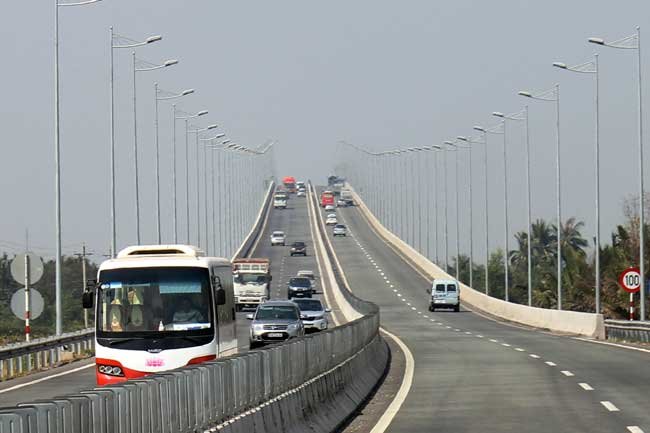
(618, 267, 641, 293)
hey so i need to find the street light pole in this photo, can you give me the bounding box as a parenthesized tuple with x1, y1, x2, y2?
(519, 85, 562, 309)
(554, 56, 600, 312)
(54, 0, 102, 336)
(457, 136, 478, 289)
(590, 29, 643, 319)
(154, 86, 194, 244)
(110, 31, 162, 250)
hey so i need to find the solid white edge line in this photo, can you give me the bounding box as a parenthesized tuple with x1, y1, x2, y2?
(369, 328, 415, 433)
(0, 362, 95, 395)
(573, 337, 650, 354)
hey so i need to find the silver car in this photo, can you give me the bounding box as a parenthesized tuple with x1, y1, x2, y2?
(292, 298, 330, 332)
(270, 231, 286, 246)
(333, 224, 347, 237)
(248, 301, 305, 349)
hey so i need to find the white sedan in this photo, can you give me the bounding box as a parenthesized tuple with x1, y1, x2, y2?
(324, 204, 336, 211)
(325, 214, 338, 225)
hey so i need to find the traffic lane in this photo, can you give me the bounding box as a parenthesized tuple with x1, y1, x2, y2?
(331, 206, 628, 432)
(338, 205, 650, 426)
(0, 359, 95, 407)
(236, 194, 329, 350)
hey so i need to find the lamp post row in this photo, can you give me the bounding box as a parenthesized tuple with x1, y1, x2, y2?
(54, 2, 274, 333)
(339, 26, 644, 320)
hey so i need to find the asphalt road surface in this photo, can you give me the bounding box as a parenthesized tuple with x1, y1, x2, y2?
(328, 199, 650, 433)
(0, 193, 327, 407)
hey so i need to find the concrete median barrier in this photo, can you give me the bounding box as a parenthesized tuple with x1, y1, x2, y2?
(349, 187, 605, 339)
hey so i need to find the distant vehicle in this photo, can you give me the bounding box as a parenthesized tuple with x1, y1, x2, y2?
(84, 245, 235, 385)
(233, 258, 271, 312)
(333, 224, 347, 236)
(296, 181, 306, 190)
(248, 301, 304, 349)
(320, 191, 335, 208)
(324, 204, 336, 212)
(296, 270, 316, 292)
(337, 199, 347, 207)
(287, 277, 313, 299)
(273, 196, 287, 209)
(270, 231, 286, 246)
(292, 298, 330, 332)
(428, 279, 460, 312)
(340, 189, 354, 206)
(283, 176, 297, 193)
(290, 241, 307, 256)
(296, 189, 306, 197)
(326, 214, 338, 225)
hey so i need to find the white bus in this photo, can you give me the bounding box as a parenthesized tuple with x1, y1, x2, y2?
(83, 245, 236, 386)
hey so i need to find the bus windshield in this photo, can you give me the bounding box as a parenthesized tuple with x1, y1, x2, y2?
(235, 273, 268, 284)
(97, 267, 213, 336)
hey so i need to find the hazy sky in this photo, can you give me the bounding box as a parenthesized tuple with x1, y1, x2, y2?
(0, 1, 647, 263)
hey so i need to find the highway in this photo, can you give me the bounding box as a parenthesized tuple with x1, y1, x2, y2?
(235, 190, 329, 349)
(324, 196, 650, 432)
(0, 193, 328, 407)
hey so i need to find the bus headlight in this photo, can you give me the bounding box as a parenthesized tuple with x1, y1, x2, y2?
(98, 364, 125, 377)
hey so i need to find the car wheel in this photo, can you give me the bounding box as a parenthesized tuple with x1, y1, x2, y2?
(249, 342, 260, 350)
(235, 304, 242, 312)
(454, 305, 460, 312)
(429, 305, 434, 312)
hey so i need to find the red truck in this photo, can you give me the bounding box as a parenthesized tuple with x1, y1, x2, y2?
(320, 191, 335, 208)
(282, 176, 297, 193)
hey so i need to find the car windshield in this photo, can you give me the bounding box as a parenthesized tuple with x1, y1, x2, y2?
(289, 277, 311, 287)
(98, 267, 212, 335)
(335, 225, 345, 229)
(447, 284, 457, 292)
(235, 273, 268, 284)
(293, 299, 323, 311)
(272, 232, 284, 237)
(293, 242, 305, 247)
(435, 284, 446, 293)
(255, 305, 298, 320)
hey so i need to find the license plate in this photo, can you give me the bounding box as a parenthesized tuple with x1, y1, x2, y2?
(267, 333, 283, 338)
(435, 300, 447, 304)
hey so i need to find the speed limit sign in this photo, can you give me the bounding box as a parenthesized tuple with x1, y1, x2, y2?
(619, 267, 641, 293)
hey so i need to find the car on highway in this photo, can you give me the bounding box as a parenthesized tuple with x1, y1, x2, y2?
(337, 199, 347, 207)
(292, 298, 330, 332)
(296, 270, 317, 292)
(248, 300, 304, 349)
(428, 279, 460, 312)
(324, 204, 336, 212)
(290, 241, 307, 256)
(325, 214, 338, 225)
(333, 224, 347, 236)
(297, 189, 306, 197)
(287, 276, 313, 299)
(270, 231, 286, 246)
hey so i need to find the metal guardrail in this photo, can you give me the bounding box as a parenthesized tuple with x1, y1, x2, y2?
(0, 329, 94, 380)
(0, 181, 385, 433)
(605, 319, 650, 343)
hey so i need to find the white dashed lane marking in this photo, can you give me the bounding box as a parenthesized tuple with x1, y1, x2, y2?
(600, 401, 619, 412)
(578, 383, 594, 391)
(545, 362, 556, 367)
(515, 348, 525, 352)
(529, 354, 540, 359)
(561, 371, 574, 377)
(627, 427, 645, 433)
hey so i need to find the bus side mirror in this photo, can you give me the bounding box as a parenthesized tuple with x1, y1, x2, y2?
(215, 288, 226, 305)
(82, 291, 94, 309)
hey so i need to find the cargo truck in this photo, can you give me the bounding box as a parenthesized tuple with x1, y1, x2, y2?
(233, 258, 272, 311)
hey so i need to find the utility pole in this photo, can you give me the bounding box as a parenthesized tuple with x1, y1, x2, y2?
(74, 244, 93, 328)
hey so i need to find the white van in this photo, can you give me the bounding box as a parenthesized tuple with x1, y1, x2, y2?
(428, 279, 460, 312)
